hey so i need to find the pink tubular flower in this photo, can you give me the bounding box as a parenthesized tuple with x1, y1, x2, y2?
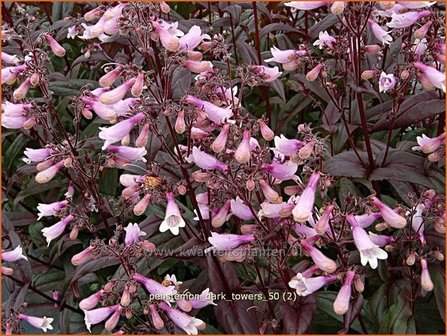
(79, 289, 104, 310)
(98, 113, 145, 150)
(131, 72, 145, 96)
(84, 305, 120, 332)
(292, 171, 320, 223)
(347, 215, 388, 269)
(368, 232, 395, 247)
(149, 304, 164, 330)
(136, 123, 150, 147)
(2, 245, 28, 262)
(23, 147, 51, 164)
(313, 31, 336, 49)
(99, 78, 136, 105)
(99, 66, 123, 87)
(379, 72, 396, 93)
(37, 200, 69, 220)
(284, 1, 327, 10)
(262, 160, 298, 181)
(211, 124, 230, 153)
(124, 223, 146, 245)
(18, 313, 54, 333)
(3, 101, 32, 117)
(333, 270, 355, 315)
(104, 306, 123, 330)
(159, 302, 206, 335)
(354, 212, 382, 228)
(151, 19, 180, 52)
(13, 78, 31, 100)
(413, 62, 446, 92)
(315, 204, 334, 234)
(35, 160, 65, 184)
(184, 60, 212, 74)
(300, 239, 337, 273)
(71, 245, 95, 266)
(387, 10, 431, 28)
(258, 201, 294, 218)
(41, 215, 74, 246)
(265, 47, 306, 71)
(133, 272, 177, 297)
(208, 232, 254, 250)
(1, 114, 26, 129)
(119, 174, 143, 187)
(258, 119, 274, 141)
(411, 204, 426, 244)
(368, 19, 393, 45)
(107, 145, 147, 162)
(179, 25, 210, 51)
(211, 200, 231, 228)
(1, 51, 19, 65)
(230, 196, 254, 220)
(250, 65, 282, 82)
(45, 34, 66, 57)
(330, 1, 345, 14)
(133, 193, 151, 216)
(159, 192, 186, 235)
(191, 147, 228, 171)
(420, 258, 433, 291)
(289, 273, 337, 296)
(234, 130, 252, 164)
(2, 64, 26, 85)
(414, 20, 432, 39)
(274, 135, 305, 155)
(189, 288, 217, 309)
(371, 196, 407, 228)
(175, 110, 185, 134)
(259, 179, 281, 203)
(185, 95, 233, 124)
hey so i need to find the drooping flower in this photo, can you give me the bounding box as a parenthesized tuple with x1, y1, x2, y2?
(2, 64, 26, 85)
(387, 10, 431, 29)
(149, 304, 164, 330)
(151, 19, 180, 52)
(35, 160, 65, 184)
(37, 200, 69, 220)
(315, 204, 334, 235)
(420, 258, 434, 291)
(211, 200, 231, 228)
(133, 272, 177, 297)
(258, 119, 274, 141)
(98, 113, 145, 150)
(99, 66, 123, 87)
(265, 47, 306, 71)
(368, 19, 393, 45)
(379, 72, 397, 93)
(347, 215, 388, 269)
(262, 160, 298, 181)
(79, 289, 104, 310)
(13, 78, 31, 100)
(208, 232, 254, 250)
(185, 95, 233, 124)
(71, 245, 95, 266)
(23, 147, 51, 164)
(313, 31, 336, 49)
(41, 215, 74, 246)
(84, 305, 120, 332)
(368, 232, 395, 247)
(211, 124, 230, 153)
(179, 25, 210, 51)
(413, 62, 446, 92)
(190, 147, 228, 171)
(1, 51, 20, 65)
(18, 314, 54, 333)
(371, 196, 407, 228)
(2, 245, 28, 262)
(230, 196, 254, 220)
(133, 194, 151, 216)
(411, 203, 426, 244)
(414, 20, 432, 39)
(159, 192, 186, 235)
(107, 145, 147, 162)
(44, 34, 66, 57)
(234, 130, 252, 164)
(361, 69, 378, 80)
(284, 1, 327, 10)
(124, 223, 147, 246)
(159, 302, 206, 335)
(99, 78, 136, 105)
(184, 60, 213, 74)
(300, 239, 337, 273)
(273, 135, 305, 155)
(250, 65, 282, 82)
(354, 212, 382, 228)
(292, 171, 320, 223)
(289, 273, 337, 296)
(333, 270, 355, 315)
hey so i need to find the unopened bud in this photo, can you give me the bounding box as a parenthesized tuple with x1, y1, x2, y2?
(69, 226, 79, 240)
(354, 277, 364, 293)
(406, 252, 416, 266)
(361, 70, 377, 80)
(434, 250, 444, 261)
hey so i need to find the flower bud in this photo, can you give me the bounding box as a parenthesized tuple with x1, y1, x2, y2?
(131, 72, 145, 97)
(375, 222, 389, 231)
(84, 7, 102, 21)
(177, 185, 187, 195)
(2, 266, 14, 275)
(30, 72, 40, 86)
(99, 78, 136, 105)
(330, 1, 345, 15)
(45, 34, 66, 57)
(120, 288, 131, 306)
(434, 250, 444, 261)
(306, 64, 324, 82)
(401, 69, 410, 80)
(298, 141, 315, 160)
(139, 240, 156, 252)
(23, 117, 36, 130)
(364, 45, 381, 54)
(105, 306, 123, 330)
(160, 2, 170, 13)
(414, 20, 432, 40)
(258, 119, 274, 141)
(13, 78, 31, 100)
(333, 270, 355, 315)
(71, 246, 94, 266)
(149, 304, 164, 329)
(361, 70, 377, 80)
(82, 107, 93, 119)
(212, 200, 231, 228)
(35, 161, 64, 184)
(420, 259, 433, 292)
(133, 194, 151, 216)
(36, 159, 55, 172)
(69, 226, 79, 240)
(211, 124, 230, 153)
(406, 252, 416, 266)
(246, 179, 255, 191)
(234, 130, 251, 164)
(121, 133, 130, 146)
(184, 60, 212, 73)
(136, 123, 150, 148)
(354, 276, 364, 293)
(192, 171, 209, 182)
(99, 66, 123, 87)
(259, 179, 281, 203)
(175, 110, 185, 134)
(122, 184, 140, 198)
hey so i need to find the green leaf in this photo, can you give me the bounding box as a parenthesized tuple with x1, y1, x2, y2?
(378, 293, 415, 334)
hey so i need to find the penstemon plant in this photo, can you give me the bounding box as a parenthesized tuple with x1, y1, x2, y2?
(1, 1, 445, 335)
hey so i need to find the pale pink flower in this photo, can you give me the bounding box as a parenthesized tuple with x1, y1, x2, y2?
(179, 25, 210, 51)
(230, 196, 254, 220)
(103, 17, 120, 35)
(149, 304, 164, 329)
(414, 20, 432, 39)
(45, 34, 66, 57)
(259, 179, 281, 203)
(67, 25, 79, 39)
(347, 215, 388, 269)
(289, 273, 337, 296)
(1, 64, 26, 84)
(37, 200, 69, 220)
(159, 302, 206, 335)
(159, 192, 186, 235)
(354, 212, 382, 228)
(1, 51, 19, 65)
(2, 245, 28, 262)
(315, 204, 334, 234)
(398, 1, 436, 9)
(387, 10, 431, 29)
(99, 78, 136, 105)
(35, 160, 65, 184)
(300, 239, 337, 273)
(152, 19, 180, 52)
(71, 245, 95, 266)
(134, 272, 177, 297)
(104, 306, 123, 330)
(185, 95, 233, 124)
(234, 130, 252, 164)
(265, 46, 306, 71)
(98, 113, 145, 150)
(190, 127, 209, 139)
(1, 115, 27, 129)
(18, 314, 54, 332)
(379, 72, 397, 93)
(414, 62, 446, 92)
(368, 19, 393, 45)
(3, 101, 31, 117)
(274, 135, 304, 155)
(131, 72, 145, 96)
(262, 160, 298, 181)
(364, 44, 382, 53)
(371, 196, 407, 228)
(23, 147, 51, 164)
(250, 65, 282, 82)
(258, 120, 274, 141)
(99, 66, 123, 87)
(284, 1, 327, 10)
(107, 145, 147, 162)
(368, 232, 395, 247)
(208, 232, 254, 250)
(124, 223, 146, 246)
(211, 200, 231, 228)
(133, 194, 151, 216)
(136, 123, 150, 147)
(191, 146, 228, 171)
(292, 171, 320, 223)
(211, 124, 230, 153)
(294, 224, 319, 238)
(333, 270, 355, 315)
(313, 31, 336, 49)
(13, 77, 31, 100)
(420, 258, 433, 291)
(79, 289, 104, 310)
(189, 288, 217, 309)
(258, 201, 294, 218)
(184, 60, 212, 73)
(411, 204, 426, 244)
(413, 132, 446, 154)
(119, 174, 144, 187)
(84, 305, 120, 332)
(41, 215, 74, 246)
